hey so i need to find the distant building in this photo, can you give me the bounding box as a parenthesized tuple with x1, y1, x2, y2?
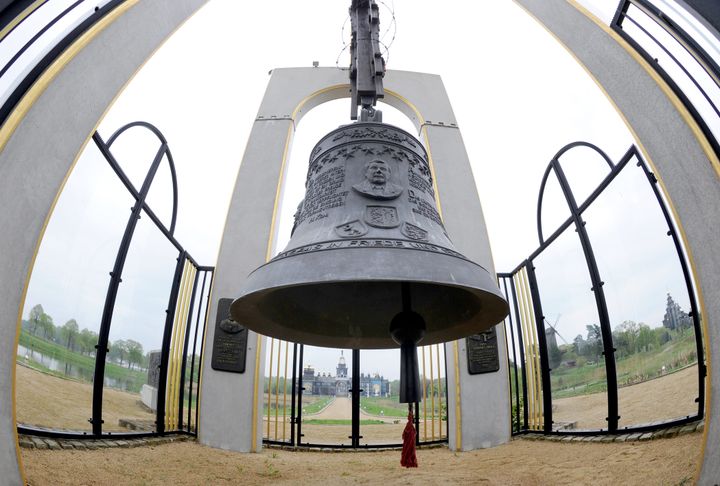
(302, 351, 390, 397)
(662, 293, 693, 331)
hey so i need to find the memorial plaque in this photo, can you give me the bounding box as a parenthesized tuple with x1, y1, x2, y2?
(466, 327, 499, 374)
(146, 350, 162, 387)
(211, 298, 248, 373)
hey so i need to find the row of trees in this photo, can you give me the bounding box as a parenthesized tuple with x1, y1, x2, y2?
(23, 304, 148, 370)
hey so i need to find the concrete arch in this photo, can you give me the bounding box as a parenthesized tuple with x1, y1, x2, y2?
(514, 1, 720, 483)
(200, 66, 509, 453)
(0, 1, 209, 483)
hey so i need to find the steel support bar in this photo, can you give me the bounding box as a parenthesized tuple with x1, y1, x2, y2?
(194, 270, 213, 431)
(187, 270, 208, 431)
(296, 344, 305, 444)
(553, 159, 619, 431)
(91, 140, 167, 435)
(290, 343, 298, 446)
(177, 268, 200, 431)
(636, 156, 706, 418)
(351, 349, 361, 447)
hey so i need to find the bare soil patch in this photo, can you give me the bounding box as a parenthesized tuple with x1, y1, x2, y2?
(22, 433, 701, 485)
(16, 364, 154, 432)
(554, 365, 699, 429)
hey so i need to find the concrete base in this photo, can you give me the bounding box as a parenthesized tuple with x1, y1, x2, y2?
(140, 384, 158, 412)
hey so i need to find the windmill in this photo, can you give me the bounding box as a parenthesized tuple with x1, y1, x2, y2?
(544, 315, 568, 369)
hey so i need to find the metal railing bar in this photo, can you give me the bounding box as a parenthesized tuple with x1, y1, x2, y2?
(623, 11, 720, 120)
(0, 0, 83, 79)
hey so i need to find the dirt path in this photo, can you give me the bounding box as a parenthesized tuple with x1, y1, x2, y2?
(554, 365, 699, 429)
(22, 433, 702, 485)
(310, 396, 349, 420)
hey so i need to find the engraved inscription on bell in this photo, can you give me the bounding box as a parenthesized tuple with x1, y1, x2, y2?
(365, 205, 400, 228)
(274, 123, 461, 258)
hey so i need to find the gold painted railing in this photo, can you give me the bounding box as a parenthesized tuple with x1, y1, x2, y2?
(165, 258, 196, 431)
(514, 267, 544, 430)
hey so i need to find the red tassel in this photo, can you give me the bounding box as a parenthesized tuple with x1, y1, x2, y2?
(400, 405, 418, 468)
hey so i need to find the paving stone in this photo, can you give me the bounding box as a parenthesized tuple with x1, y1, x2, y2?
(638, 433, 653, 441)
(46, 440, 63, 450)
(600, 435, 615, 443)
(59, 441, 75, 450)
(679, 425, 696, 435)
(84, 442, 99, 450)
(69, 441, 88, 450)
(30, 438, 48, 450)
(696, 422, 704, 432)
(18, 438, 34, 449)
(626, 433, 643, 442)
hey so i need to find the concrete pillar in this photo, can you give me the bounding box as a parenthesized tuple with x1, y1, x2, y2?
(514, 1, 720, 482)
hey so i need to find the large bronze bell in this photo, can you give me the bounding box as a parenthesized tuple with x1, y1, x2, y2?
(231, 122, 508, 353)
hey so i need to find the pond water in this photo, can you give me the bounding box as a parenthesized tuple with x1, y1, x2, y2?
(17, 344, 139, 392)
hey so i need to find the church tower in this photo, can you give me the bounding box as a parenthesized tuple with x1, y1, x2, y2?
(337, 351, 348, 378)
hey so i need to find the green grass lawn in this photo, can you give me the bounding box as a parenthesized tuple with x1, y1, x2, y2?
(360, 396, 407, 417)
(264, 394, 335, 416)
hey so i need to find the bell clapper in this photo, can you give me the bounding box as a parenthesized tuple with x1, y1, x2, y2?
(390, 282, 425, 404)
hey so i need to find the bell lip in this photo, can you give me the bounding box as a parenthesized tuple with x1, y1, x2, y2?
(310, 121, 429, 162)
(231, 280, 509, 349)
(231, 246, 510, 349)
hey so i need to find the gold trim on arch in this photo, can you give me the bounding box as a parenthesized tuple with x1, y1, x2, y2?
(515, 0, 714, 472)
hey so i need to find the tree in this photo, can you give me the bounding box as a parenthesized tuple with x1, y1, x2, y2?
(60, 319, 79, 351)
(38, 312, 55, 341)
(78, 328, 99, 356)
(28, 304, 44, 336)
(109, 339, 128, 365)
(573, 334, 586, 356)
(126, 340, 144, 370)
(585, 324, 602, 362)
(636, 324, 657, 353)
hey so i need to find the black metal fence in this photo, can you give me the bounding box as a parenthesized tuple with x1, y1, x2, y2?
(17, 122, 213, 439)
(612, 0, 720, 156)
(501, 142, 705, 435)
(262, 341, 448, 448)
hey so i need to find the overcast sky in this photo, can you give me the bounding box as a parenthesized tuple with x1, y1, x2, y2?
(22, 0, 701, 378)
